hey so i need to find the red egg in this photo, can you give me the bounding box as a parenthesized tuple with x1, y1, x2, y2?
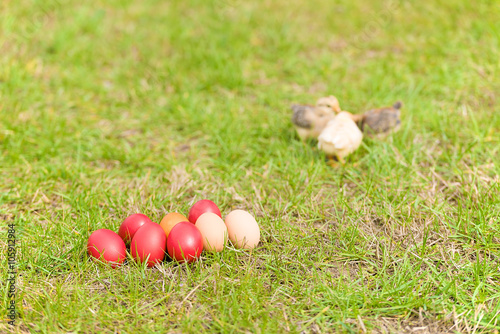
(131, 223, 166, 267)
(167, 221, 203, 263)
(118, 213, 153, 244)
(87, 229, 126, 268)
(188, 199, 221, 224)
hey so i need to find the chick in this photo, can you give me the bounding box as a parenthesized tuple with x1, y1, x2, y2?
(291, 104, 336, 141)
(291, 95, 343, 140)
(358, 101, 402, 137)
(317, 111, 363, 164)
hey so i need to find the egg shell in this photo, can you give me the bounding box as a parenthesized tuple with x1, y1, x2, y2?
(118, 213, 153, 244)
(167, 221, 203, 263)
(224, 210, 260, 250)
(159, 212, 189, 238)
(87, 229, 126, 268)
(131, 223, 167, 267)
(195, 212, 227, 252)
(188, 199, 222, 224)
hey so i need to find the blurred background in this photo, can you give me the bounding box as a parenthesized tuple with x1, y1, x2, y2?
(1, 0, 498, 171)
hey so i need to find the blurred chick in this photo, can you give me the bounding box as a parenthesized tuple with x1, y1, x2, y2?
(317, 111, 363, 164)
(357, 101, 403, 137)
(291, 95, 342, 141)
(291, 104, 336, 141)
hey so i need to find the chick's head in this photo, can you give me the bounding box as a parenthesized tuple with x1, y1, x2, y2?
(333, 111, 357, 123)
(316, 96, 341, 113)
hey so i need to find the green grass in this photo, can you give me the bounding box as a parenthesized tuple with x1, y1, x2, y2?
(1, 0, 499, 332)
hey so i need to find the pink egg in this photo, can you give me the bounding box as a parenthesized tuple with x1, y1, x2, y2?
(224, 210, 260, 250)
(131, 223, 167, 267)
(195, 212, 227, 252)
(87, 229, 126, 268)
(118, 213, 153, 244)
(188, 199, 221, 224)
(167, 221, 203, 263)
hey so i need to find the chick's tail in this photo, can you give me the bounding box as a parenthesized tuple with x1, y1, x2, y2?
(393, 101, 403, 109)
(291, 105, 313, 128)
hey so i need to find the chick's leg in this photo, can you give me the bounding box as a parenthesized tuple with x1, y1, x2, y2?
(326, 155, 341, 167)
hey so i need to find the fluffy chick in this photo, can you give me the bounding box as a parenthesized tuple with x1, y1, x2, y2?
(291, 95, 342, 140)
(291, 104, 336, 141)
(317, 111, 363, 164)
(358, 101, 402, 137)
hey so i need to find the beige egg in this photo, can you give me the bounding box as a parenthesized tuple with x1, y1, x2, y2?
(224, 210, 260, 249)
(195, 212, 228, 252)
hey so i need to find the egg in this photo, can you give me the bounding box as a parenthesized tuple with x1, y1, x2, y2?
(118, 213, 153, 244)
(87, 229, 126, 268)
(188, 199, 222, 224)
(131, 223, 167, 267)
(159, 212, 189, 238)
(224, 210, 260, 250)
(195, 212, 227, 252)
(167, 221, 203, 263)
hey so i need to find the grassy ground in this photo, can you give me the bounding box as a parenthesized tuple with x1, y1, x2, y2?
(1, 0, 499, 332)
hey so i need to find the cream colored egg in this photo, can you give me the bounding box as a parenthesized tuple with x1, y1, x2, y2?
(195, 212, 228, 252)
(224, 210, 260, 249)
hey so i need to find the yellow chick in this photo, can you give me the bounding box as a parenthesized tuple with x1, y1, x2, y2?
(291, 104, 336, 141)
(317, 111, 363, 164)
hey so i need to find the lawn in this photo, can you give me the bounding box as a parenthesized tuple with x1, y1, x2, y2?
(1, 0, 499, 332)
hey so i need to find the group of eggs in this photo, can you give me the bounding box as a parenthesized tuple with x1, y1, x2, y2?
(87, 199, 261, 267)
